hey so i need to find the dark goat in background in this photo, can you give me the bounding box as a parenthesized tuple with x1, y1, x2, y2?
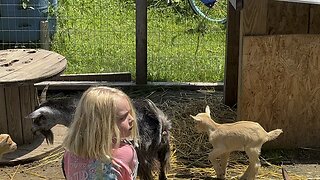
(26, 86, 171, 180)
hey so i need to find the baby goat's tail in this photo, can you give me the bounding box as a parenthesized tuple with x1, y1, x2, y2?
(267, 129, 283, 141)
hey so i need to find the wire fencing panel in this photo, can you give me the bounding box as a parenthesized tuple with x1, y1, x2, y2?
(52, 0, 136, 75)
(147, 0, 227, 82)
(0, 0, 226, 83)
(0, 0, 58, 48)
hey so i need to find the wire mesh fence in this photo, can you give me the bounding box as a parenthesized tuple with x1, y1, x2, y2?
(0, 0, 227, 82)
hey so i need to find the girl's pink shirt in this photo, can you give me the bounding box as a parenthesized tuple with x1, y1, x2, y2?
(63, 141, 138, 180)
(112, 141, 139, 179)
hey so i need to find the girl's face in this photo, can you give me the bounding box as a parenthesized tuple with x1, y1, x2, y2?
(115, 96, 134, 138)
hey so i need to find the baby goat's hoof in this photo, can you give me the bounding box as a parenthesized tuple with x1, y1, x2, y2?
(216, 174, 226, 180)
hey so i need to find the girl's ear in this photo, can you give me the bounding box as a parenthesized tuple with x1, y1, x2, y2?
(205, 106, 211, 116)
(190, 115, 201, 122)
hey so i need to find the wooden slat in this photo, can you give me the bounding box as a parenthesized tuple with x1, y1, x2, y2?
(267, 1, 309, 34)
(241, 0, 269, 35)
(19, 85, 34, 144)
(277, 0, 320, 5)
(238, 0, 269, 109)
(224, 1, 240, 107)
(49, 72, 132, 82)
(0, 86, 8, 133)
(309, 5, 320, 33)
(239, 34, 320, 148)
(35, 81, 223, 91)
(5, 85, 23, 145)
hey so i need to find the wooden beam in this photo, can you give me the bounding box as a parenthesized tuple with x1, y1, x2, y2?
(310, 5, 320, 33)
(229, 0, 244, 10)
(241, 0, 268, 35)
(35, 81, 223, 91)
(224, 1, 240, 107)
(136, 0, 147, 84)
(277, 0, 320, 5)
(49, 72, 131, 82)
(267, 1, 309, 34)
(40, 20, 50, 50)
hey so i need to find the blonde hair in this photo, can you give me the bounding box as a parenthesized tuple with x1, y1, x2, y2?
(63, 86, 139, 162)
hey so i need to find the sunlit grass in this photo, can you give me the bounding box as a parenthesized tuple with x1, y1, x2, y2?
(52, 0, 227, 82)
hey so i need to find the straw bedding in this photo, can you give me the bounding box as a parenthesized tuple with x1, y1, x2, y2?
(3, 88, 307, 179)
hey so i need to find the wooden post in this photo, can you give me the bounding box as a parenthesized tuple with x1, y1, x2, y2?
(223, 1, 240, 107)
(136, 0, 147, 84)
(40, 20, 50, 50)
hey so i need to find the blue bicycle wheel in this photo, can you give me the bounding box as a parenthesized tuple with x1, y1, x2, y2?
(188, 0, 227, 23)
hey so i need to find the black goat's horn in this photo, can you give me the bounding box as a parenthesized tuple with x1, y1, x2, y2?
(40, 84, 49, 104)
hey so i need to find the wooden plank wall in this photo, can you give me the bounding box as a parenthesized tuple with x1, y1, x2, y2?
(0, 85, 37, 145)
(0, 87, 8, 133)
(310, 5, 320, 33)
(19, 85, 36, 144)
(267, 1, 309, 34)
(240, 0, 320, 35)
(5, 86, 24, 145)
(236, 0, 320, 148)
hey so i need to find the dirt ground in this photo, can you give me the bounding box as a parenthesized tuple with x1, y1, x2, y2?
(1, 88, 320, 179)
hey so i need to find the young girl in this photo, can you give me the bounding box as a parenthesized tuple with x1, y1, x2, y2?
(62, 86, 139, 180)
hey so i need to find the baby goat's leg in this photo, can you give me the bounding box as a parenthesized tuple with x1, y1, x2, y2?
(219, 152, 230, 178)
(241, 148, 261, 180)
(208, 148, 226, 179)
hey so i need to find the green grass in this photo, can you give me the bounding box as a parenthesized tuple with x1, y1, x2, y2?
(51, 0, 227, 82)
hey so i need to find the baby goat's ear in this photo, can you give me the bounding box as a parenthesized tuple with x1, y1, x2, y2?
(0, 135, 9, 144)
(190, 115, 201, 122)
(205, 106, 211, 116)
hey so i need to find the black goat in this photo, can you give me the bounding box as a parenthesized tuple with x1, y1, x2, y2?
(26, 87, 171, 180)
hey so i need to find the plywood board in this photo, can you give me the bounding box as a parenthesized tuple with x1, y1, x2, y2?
(238, 34, 320, 148)
(267, 1, 309, 34)
(310, 5, 320, 33)
(241, 0, 269, 35)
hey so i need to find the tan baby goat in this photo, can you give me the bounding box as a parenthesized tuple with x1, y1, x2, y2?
(0, 134, 17, 160)
(190, 106, 283, 180)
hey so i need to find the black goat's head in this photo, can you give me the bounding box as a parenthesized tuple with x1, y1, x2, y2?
(26, 102, 64, 144)
(25, 85, 77, 144)
(145, 99, 171, 145)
